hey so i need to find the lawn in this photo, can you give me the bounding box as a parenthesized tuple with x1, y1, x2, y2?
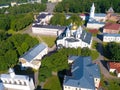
(39, 35, 56, 47)
(100, 75, 120, 90)
(91, 50, 99, 60)
(43, 75, 62, 90)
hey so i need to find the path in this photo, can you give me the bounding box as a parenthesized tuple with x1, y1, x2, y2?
(93, 37, 118, 79)
(46, 2, 58, 13)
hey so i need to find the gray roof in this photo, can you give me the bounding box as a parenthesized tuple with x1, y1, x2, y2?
(63, 56, 100, 89)
(103, 33, 120, 37)
(20, 43, 47, 62)
(80, 30, 92, 44)
(65, 38, 79, 42)
(1, 74, 29, 80)
(107, 7, 114, 13)
(0, 81, 4, 90)
(88, 19, 105, 24)
(95, 13, 106, 17)
(32, 24, 66, 30)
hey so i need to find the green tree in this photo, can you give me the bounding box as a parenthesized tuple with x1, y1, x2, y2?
(103, 42, 120, 61)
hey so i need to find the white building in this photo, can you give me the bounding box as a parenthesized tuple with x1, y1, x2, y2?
(19, 43, 48, 70)
(108, 62, 120, 77)
(63, 56, 101, 90)
(103, 33, 120, 42)
(32, 25, 65, 36)
(0, 68, 35, 90)
(87, 3, 106, 29)
(0, 5, 9, 9)
(33, 12, 53, 25)
(56, 24, 92, 49)
(48, 0, 62, 3)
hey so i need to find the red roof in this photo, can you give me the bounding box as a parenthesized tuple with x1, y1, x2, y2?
(104, 23, 120, 30)
(80, 13, 85, 16)
(109, 62, 120, 73)
(89, 29, 98, 34)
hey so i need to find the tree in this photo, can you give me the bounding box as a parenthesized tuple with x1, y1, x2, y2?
(50, 13, 66, 26)
(103, 42, 120, 61)
(81, 47, 91, 56)
(0, 33, 39, 72)
(67, 14, 83, 26)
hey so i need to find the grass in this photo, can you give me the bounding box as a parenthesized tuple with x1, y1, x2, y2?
(39, 35, 56, 47)
(7, 29, 16, 34)
(43, 75, 62, 90)
(91, 50, 99, 60)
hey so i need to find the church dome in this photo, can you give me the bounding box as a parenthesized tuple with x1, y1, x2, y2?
(71, 23, 78, 30)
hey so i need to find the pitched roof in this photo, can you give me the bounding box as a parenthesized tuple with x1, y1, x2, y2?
(63, 56, 100, 89)
(0, 81, 4, 90)
(103, 33, 120, 37)
(32, 24, 66, 30)
(107, 7, 114, 13)
(104, 23, 120, 30)
(95, 13, 106, 17)
(19, 43, 47, 62)
(109, 62, 120, 73)
(80, 30, 92, 44)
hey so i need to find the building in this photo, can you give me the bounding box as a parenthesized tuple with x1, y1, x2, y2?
(11, 2, 17, 7)
(56, 24, 92, 49)
(0, 81, 4, 90)
(106, 7, 120, 22)
(87, 3, 106, 29)
(32, 24, 65, 36)
(48, 0, 62, 3)
(32, 12, 65, 36)
(103, 33, 120, 42)
(63, 56, 101, 90)
(0, 5, 9, 9)
(108, 62, 120, 77)
(19, 43, 48, 70)
(33, 12, 53, 25)
(103, 23, 120, 34)
(0, 68, 35, 90)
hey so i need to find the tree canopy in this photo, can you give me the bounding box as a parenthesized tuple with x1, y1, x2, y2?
(0, 32, 39, 72)
(54, 0, 120, 13)
(38, 47, 99, 82)
(103, 42, 120, 61)
(50, 13, 83, 26)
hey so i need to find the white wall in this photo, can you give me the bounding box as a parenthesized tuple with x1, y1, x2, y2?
(109, 68, 116, 73)
(117, 73, 120, 77)
(1, 78, 35, 90)
(87, 23, 104, 29)
(32, 27, 62, 36)
(63, 85, 93, 90)
(103, 36, 120, 42)
(94, 78, 100, 88)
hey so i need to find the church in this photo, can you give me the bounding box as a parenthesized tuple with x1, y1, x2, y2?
(56, 24, 92, 49)
(87, 3, 106, 29)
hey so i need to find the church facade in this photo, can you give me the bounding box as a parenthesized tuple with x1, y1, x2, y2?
(56, 24, 92, 49)
(87, 3, 106, 29)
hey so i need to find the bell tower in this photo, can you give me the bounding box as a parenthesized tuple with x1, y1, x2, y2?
(90, 3, 95, 19)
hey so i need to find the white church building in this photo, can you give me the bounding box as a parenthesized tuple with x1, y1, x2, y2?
(56, 24, 92, 49)
(0, 68, 35, 90)
(87, 3, 106, 29)
(19, 43, 48, 70)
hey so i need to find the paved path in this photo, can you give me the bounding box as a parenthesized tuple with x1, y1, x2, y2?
(93, 37, 118, 79)
(46, 3, 58, 13)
